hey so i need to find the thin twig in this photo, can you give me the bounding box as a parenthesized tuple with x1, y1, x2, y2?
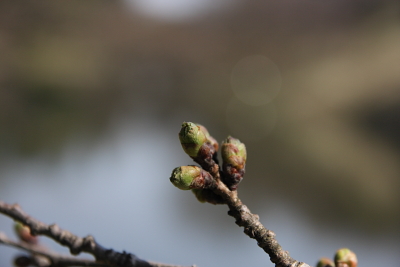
(213, 181, 310, 267)
(0, 232, 108, 266)
(0, 201, 194, 267)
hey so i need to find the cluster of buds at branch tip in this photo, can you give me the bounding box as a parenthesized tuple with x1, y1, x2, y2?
(334, 248, 357, 267)
(221, 136, 247, 190)
(14, 222, 38, 244)
(170, 166, 214, 190)
(316, 257, 334, 267)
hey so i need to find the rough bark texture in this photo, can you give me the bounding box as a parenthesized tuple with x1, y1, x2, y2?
(189, 142, 311, 267)
(211, 179, 311, 267)
(0, 201, 193, 267)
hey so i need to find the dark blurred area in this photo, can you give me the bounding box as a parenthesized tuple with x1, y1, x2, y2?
(1, 0, 400, 265)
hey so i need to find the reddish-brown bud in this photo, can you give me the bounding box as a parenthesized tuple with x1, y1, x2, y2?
(221, 136, 247, 190)
(14, 222, 38, 244)
(221, 136, 246, 168)
(316, 257, 334, 267)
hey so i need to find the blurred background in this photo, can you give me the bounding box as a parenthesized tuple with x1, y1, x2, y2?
(1, 0, 399, 266)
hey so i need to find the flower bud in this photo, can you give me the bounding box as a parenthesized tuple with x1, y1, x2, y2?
(334, 248, 357, 267)
(179, 122, 208, 158)
(221, 136, 247, 190)
(192, 189, 226, 205)
(14, 222, 38, 244)
(221, 136, 246, 169)
(170, 166, 213, 190)
(316, 257, 334, 267)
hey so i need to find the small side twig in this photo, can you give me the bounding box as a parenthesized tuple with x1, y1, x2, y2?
(0, 232, 107, 266)
(0, 201, 194, 267)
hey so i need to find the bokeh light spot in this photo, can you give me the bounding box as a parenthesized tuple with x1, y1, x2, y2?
(124, 0, 233, 22)
(226, 97, 277, 141)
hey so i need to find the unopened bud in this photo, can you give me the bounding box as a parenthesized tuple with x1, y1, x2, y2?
(334, 248, 357, 267)
(221, 136, 246, 168)
(316, 257, 334, 267)
(170, 166, 213, 190)
(192, 189, 226, 205)
(14, 222, 38, 244)
(179, 122, 208, 158)
(221, 136, 247, 190)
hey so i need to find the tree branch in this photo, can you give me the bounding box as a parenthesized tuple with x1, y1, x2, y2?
(0, 231, 107, 266)
(0, 201, 195, 267)
(212, 180, 310, 267)
(199, 161, 310, 266)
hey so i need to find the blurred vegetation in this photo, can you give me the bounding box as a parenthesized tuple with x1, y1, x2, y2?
(0, 0, 399, 236)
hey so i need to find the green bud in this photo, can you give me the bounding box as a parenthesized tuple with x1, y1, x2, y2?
(334, 248, 357, 267)
(179, 122, 208, 157)
(316, 257, 334, 267)
(221, 136, 247, 169)
(197, 124, 210, 137)
(170, 166, 201, 190)
(170, 166, 214, 190)
(14, 222, 38, 244)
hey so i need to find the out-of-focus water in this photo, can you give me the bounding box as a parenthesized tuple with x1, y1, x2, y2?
(0, 119, 398, 267)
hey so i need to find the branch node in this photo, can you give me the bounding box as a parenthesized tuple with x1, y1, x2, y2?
(48, 224, 61, 236)
(82, 235, 96, 251)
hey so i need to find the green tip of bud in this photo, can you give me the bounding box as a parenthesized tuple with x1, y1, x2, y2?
(334, 248, 358, 267)
(221, 136, 247, 167)
(316, 257, 334, 267)
(170, 166, 201, 190)
(179, 122, 208, 157)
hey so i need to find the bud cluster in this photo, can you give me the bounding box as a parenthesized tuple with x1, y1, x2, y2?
(317, 248, 357, 267)
(171, 122, 248, 204)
